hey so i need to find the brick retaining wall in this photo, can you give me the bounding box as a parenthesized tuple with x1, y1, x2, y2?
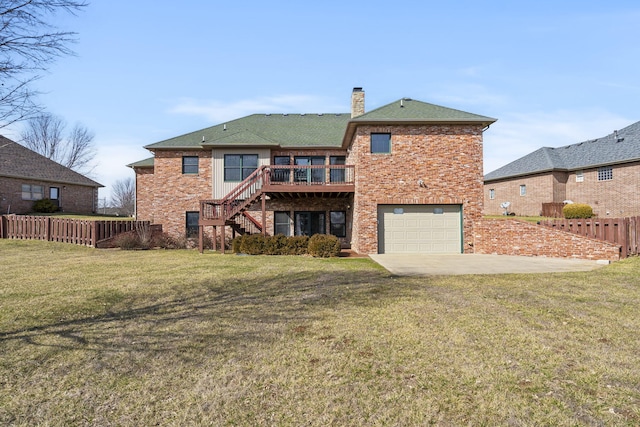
(474, 219, 620, 261)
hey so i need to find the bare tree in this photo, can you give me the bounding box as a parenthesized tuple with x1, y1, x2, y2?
(20, 112, 96, 174)
(110, 177, 135, 216)
(0, 0, 88, 127)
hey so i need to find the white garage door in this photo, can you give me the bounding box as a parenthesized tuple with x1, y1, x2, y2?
(377, 205, 462, 254)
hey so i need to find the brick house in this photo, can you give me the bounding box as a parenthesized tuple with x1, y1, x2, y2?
(484, 121, 640, 218)
(130, 88, 496, 254)
(0, 136, 102, 214)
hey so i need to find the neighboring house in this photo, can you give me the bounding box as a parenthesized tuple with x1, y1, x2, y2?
(0, 136, 102, 214)
(129, 88, 496, 254)
(484, 121, 640, 217)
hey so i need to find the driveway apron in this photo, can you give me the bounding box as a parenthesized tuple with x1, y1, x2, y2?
(368, 254, 607, 276)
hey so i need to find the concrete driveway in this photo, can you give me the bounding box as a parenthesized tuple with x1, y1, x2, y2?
(369, 254, 608, 276)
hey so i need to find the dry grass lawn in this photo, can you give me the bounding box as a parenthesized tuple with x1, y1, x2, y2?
(1, 240, 639, 426)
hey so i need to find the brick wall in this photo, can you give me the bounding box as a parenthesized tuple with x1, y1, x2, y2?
(347, 124, 485, 254)
(0, 176, 97, 214)
(134, 168, 155, 221)
(484, 172, 560, 216)
(135, 150, 212, 237)
(474, 219, 620, 261)
(566, 162, 640, 217)
(484, 162, 640, 217)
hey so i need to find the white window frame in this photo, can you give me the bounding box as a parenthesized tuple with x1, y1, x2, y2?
(489, 189, 495, 200)
(519, 185, 526, 196)
(576, 170, 584, 182)
(598, 166, 613, 181)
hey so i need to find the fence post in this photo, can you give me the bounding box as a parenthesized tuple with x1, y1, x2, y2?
(619, 218, 628, 259)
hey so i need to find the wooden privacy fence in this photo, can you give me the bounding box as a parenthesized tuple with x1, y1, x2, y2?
(541, 202, 565, 218)
(539, 217, 640, 258)
(0, 215, 151, 247)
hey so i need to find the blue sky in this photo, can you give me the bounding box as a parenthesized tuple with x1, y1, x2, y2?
(5, 1, 640, 201)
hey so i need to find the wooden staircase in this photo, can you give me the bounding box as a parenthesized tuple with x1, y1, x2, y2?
(199, 166, 269, 234)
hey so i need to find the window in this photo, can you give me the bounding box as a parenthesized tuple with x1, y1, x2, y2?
(50, 187, 59, 200)
(182, 156, 199, 174)
(489, 189, 495, 200)
(186, 211, 199, 238)
(330, 156, 346, 183)
(294, 156, 324, 183)
(274, 211, 291, 236)
(272, 156, 290, 182)
(576, 170, 584, 182)
(224, 154, 258, 181)
(598, 166, 613, 181)
(294, 212, 325, 236)
(330, 211, 346, 237)
(371, 133, 391, 153)
(520, 185, 526, 196)
(21, 184, 43, 201)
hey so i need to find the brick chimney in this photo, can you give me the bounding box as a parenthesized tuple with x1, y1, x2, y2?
(351, 87, 365, 118)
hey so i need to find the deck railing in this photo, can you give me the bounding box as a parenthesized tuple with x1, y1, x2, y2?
(200, 165, 355, 222)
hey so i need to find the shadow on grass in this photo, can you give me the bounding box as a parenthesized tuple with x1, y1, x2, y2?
(0, 266, 422, 357)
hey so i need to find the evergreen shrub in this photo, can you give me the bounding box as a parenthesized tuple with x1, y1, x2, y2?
(308, 234, 341, 258)
(563, 203, 594, 219)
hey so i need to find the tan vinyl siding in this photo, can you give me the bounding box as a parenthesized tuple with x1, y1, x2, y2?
(212, 148, 271, 198)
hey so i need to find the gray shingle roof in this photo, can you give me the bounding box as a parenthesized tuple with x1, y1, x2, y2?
(0, 136, 102, 187)
(485, 120, 640, 181)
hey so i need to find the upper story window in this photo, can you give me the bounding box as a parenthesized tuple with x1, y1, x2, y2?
(224, 154, 258, 181)
(598, 166, 613, 181)
(576, 170, 584, 182)
(330, 156, 346, 183)
(182, 156, 199, 174)
(520, 185, 526, 196)
(489, 189, 495, 200)
(22, 184, 43, 201)
(371, 133, 391, 153)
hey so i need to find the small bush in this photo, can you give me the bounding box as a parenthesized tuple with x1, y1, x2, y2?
(264, 234, 288, 255)
(286, 235, 309, 255)
(154, 233, 188, 249)
(32, 198, 58, 213)
(240, 234, 267, 255)
(114, 232, 147, 250)
(232, 235, 244, 253)
(563, 203, 594, 219)
(308, 234, 341, 258)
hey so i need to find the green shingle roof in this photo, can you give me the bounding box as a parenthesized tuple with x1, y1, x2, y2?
(127, 157, 154, 168)
(143, 98, 496, 152)
(145, 113, 352, 150)
(354, 98, 497, 123)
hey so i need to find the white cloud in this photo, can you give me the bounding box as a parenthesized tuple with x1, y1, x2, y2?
(169, 94, 345, 123)
(93, 141, 150, 202)
(483, 109, 632, 174)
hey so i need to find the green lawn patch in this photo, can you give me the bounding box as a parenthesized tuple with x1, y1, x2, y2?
(1, 240, 639, 425)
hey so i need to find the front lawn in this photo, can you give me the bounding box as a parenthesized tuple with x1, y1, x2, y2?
(1, 240, 638, 425)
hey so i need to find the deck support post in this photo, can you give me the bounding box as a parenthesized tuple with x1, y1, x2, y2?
(198, 225, 204, 253)
(261, 195, 266, 236)
(220, 224, 225, 254)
